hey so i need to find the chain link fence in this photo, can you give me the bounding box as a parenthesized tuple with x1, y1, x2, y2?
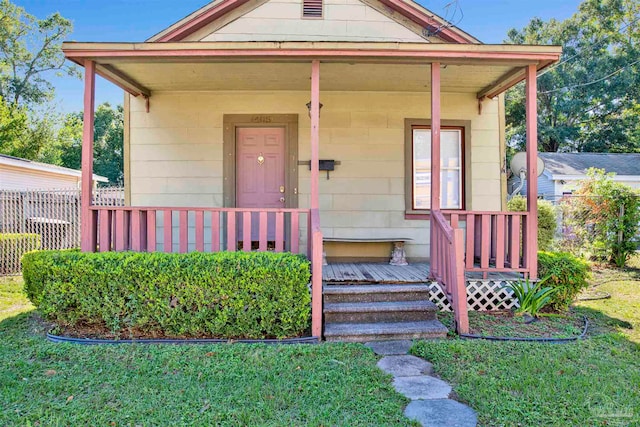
(0, 187, 124, 275)
(542, 194, 638, 255)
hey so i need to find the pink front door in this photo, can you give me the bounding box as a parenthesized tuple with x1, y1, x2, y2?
(236, 127, 286, 242)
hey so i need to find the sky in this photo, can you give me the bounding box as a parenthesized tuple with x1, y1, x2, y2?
(16, 0, 583, 113)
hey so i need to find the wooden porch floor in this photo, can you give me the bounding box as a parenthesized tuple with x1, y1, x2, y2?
(323, 263, 521, 283)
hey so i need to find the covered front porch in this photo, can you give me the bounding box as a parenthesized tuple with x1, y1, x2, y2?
(63, 41, 561, 336)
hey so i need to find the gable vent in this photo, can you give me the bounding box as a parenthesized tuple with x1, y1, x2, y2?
(303, 0, 323, 18)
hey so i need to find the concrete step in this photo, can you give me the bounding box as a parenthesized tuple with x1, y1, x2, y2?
(323, 284, 432, 303)
(324, 320, 448, 343)
(324, 301, 438, 323)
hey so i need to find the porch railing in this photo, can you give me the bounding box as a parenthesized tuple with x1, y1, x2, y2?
(444, 211, 532, 276)
(89, 206, 310, 254)
(430, 210, 468, 333)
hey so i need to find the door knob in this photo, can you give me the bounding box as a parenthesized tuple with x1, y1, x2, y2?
(280, 197, 285, 203)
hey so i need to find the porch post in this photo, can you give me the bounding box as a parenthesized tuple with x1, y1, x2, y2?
(310, 60, 320, 210)
(81, 60, 97, 252)
(310, 59, 323, 338)
(429, 62, 441, 271)
(525, 64, 538, 278)
(430, 62, 441, 211)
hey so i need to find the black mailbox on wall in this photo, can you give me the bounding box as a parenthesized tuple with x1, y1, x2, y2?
(306, 159, 340, 179)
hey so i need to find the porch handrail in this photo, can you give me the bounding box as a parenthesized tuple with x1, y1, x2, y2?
(430, 209, 469, 334)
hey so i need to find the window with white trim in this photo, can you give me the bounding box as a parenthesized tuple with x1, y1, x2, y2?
(412, 126, 463, 210)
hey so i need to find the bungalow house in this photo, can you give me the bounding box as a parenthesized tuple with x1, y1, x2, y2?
(62, 0, 561, 339)
(510, 152, 640, 198)
(0, 154, 107, 190)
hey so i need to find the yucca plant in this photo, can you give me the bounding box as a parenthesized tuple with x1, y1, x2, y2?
(503, 277, 557, 318)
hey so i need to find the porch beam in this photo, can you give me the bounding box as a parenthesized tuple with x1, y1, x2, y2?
(525, 64, 538, 278)
(477, 67, 526, 100)
(477, 59, 556, 100)
(63, 44, 563, 63)
(96, 64, 151, 98)
(81, 60, 97, 252)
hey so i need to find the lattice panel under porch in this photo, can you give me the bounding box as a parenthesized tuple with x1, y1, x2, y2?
(427, 280, 519, 312)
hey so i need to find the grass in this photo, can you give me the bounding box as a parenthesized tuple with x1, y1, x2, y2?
(0, 275, 33, 320)
(0, 277, 414, 426)
(412, 256, 640, 427)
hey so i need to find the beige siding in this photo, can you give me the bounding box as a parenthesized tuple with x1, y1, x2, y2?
(186, 0, 427, 43)
(0, 166, 80, 190)
(129, 91, 502, 259)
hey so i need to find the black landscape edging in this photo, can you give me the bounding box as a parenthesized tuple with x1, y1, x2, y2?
(47, 332, 319, 345)
(458, 316, 589, 343)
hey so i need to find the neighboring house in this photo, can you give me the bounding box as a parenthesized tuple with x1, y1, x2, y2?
(63, 0, 561, 337)
(0, 154, 108, 190)
(509, 153, 640, 198)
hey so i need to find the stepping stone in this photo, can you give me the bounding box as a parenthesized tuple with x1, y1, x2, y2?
(392, 376, 451, 400)
(377, 355, 433, 377)
(364, 340, 412, 355)
(404, 399, 477, 427)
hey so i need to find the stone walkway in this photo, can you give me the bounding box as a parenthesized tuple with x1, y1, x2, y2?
(365, 340, 477, 427)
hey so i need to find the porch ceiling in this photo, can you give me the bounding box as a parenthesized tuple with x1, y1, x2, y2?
(107, 61, 516, 93)
(62, 41, 562, 99)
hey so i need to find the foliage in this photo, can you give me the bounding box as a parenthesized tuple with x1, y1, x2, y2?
(0, 1, 82, 165)
(561, 169, 640, 266)
(22, 250, 311, 339)
(0, 97, 59, 162)
(0, 233, 40, 274)
(507, 195, 557, 250)
(0, 0, 78, 107)
(504, 277, 557, 317)
(538, 251, 591, 311)
(57, 103, 125, 184)
(505, 0, 640, 153)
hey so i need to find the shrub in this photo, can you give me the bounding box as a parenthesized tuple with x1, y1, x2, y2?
(561, 169, 640, 266)
(537, 251, 590, 311)
(507, 196, 557, 251)
(22, 250, 311, 339)
(0, 233, 41, 274)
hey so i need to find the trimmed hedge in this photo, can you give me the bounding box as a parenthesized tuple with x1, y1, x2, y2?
(1, 233, 41, 274)
(22, 250, 311, 339)
(538, 251, 590, 311)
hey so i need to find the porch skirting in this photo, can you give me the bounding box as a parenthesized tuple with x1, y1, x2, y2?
(428, 280, 518, 312)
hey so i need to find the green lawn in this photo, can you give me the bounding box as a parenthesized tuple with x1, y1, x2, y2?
(412, 257, 640, 427)
(0, 277, 413, 426)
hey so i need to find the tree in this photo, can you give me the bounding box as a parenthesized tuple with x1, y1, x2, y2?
(505, 0, 640, 153)
(0, 96, 59, 161)
(0, 0, 78, 108)
(58, 103, 125, 185)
